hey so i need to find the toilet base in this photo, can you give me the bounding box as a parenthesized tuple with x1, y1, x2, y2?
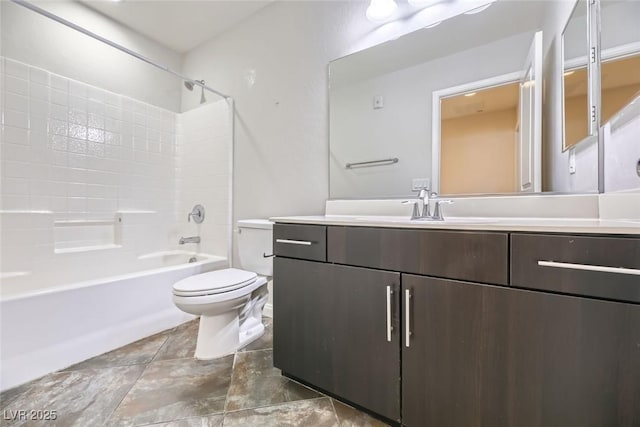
(195, 311, 240, 360)
(192, 282, 269, 360)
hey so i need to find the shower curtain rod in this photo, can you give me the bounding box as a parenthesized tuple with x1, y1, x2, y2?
(10, 0, 231, 100)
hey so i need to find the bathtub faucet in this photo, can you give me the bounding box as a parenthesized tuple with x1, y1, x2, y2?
(179, 236, 201, 245)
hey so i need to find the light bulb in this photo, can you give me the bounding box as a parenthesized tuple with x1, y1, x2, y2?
(366, 0, 398, 22)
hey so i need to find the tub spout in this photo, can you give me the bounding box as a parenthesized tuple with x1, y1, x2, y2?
(179, 236, 201, 245)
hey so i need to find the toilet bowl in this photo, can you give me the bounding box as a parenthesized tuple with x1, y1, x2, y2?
(172, 219, 273, 359)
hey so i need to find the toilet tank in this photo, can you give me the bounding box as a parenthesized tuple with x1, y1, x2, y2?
(237, 219, 274, 276)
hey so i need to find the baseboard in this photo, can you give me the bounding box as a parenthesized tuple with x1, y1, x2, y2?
(0, 309, 193, 391)
(263, 302, 273, 318)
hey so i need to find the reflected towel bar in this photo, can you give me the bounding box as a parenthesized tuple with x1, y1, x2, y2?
(346, 158, 399, 169)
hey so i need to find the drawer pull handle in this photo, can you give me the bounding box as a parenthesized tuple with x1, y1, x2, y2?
(538, 261, 640, 276)
(405, 289, 412, 348)
(386, 286, 393, 342)
(276, 239, 313, 246)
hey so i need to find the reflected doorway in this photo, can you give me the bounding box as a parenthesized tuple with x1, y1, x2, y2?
(440, 82, 520, 194)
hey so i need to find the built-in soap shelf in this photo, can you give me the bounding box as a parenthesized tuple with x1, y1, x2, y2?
(54, 214, 123, 253)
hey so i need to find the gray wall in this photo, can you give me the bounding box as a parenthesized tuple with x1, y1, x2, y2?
(1, 1, 182, 111)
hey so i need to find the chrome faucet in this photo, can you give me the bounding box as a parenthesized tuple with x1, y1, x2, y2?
(404, 186, 453, 221)
(179, 236, 201, 245)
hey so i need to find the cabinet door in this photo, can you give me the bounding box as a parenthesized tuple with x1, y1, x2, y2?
(273, 257, 401, 422)
(402, 274, 640, 427)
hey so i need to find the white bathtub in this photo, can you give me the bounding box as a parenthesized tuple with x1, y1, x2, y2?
(0, 251, 227, 391)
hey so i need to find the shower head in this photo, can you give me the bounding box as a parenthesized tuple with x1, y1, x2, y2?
(184, 79, 207, 104)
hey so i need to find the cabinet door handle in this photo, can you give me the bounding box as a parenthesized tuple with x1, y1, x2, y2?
(275, 239, 313, 246)
(538, 261, 640, 276)
(386, 285, 393, 342)
(405, 289, 412, 348)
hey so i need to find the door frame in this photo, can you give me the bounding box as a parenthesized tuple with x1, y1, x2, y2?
(431, 71, 522, 194)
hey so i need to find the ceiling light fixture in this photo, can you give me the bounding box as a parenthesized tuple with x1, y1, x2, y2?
(564, 70, 575, 76)
(366, 0, 398, 22)
(464, 92, 477, 97)
(464, 3, 492, 15)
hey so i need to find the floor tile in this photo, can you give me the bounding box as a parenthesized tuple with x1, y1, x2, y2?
(141, 414, 223, 427)
(153, 320, 199, 361)
(332, 399, 390, 427)
(0, 365, 144, 427)
(64, 330, 170, 371)
(225, 349, 321, 412)
(223, 398, 338, 427)
(106, 355, 233, 426)
(239, 318, 273, 353)
(0, 383, 33, 411)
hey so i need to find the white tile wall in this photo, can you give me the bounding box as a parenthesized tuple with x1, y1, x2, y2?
(0, 57, 232, 292)
(175, 102, 232, 258)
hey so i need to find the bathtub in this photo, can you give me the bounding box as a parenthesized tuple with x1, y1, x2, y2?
(0, 251, 227, 391)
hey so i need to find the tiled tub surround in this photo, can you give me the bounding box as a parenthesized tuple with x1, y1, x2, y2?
(0, 318, 387, 427)
(0, 58, 233, 390)
(1, 57, 232, 284)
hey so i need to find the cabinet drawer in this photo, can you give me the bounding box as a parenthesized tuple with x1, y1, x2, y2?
(274, 223, 327, 262)
(511, 233, 640, 302)
(328, 226, 508, 285)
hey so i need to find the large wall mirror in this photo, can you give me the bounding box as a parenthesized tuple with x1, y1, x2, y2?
(329, 0, 596, 199)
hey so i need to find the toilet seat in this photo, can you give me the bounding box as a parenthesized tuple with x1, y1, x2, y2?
(173, 268, 258, 297)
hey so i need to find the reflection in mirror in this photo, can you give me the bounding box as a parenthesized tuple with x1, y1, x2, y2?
(601, 55, 640, 123)
(329, 1, 564, 199)
(562, 0, 589, 150)
(439, 83, 520, 195)
(600, 0, 640, 123)
(600, 0, 640, 192)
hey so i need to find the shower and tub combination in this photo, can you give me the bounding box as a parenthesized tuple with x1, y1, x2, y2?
(1, 0, 237, 391)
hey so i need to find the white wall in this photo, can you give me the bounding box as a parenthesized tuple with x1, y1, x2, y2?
(1, 0, 182, 111)
(329, 31, 532, 199)
(175, 101, 232, 258)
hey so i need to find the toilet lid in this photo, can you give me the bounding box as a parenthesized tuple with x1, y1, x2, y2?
(173, 268, 258, 297)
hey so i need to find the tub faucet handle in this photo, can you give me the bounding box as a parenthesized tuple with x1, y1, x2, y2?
(188, 204, 205, 224)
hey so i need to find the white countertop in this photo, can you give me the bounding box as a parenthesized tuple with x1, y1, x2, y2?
(270, 215, 640, 235)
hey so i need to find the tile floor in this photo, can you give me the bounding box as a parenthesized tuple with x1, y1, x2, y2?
(0, 318, 390, 427)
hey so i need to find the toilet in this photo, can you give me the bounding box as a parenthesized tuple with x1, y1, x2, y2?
(172, 219, 273, 359)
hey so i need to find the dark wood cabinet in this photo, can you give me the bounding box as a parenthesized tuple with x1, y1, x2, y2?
(273, 222, 640, 426)
(511, 233, 640, 303)
(402, 274, 640, 427)
(328, 226, 509, 285)
(273, 257, 401, 422)
(273, 223, 327, 262)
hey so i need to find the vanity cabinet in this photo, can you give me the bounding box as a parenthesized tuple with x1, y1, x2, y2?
(402, 274, 640, 427)
(273, 256, 401, 422)
(273, 223, 640, 426)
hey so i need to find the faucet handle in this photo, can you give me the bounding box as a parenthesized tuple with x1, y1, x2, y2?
(432, 199, 453, 221)
(402, 200, 421, 220)
(187, 204, 205, 224)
